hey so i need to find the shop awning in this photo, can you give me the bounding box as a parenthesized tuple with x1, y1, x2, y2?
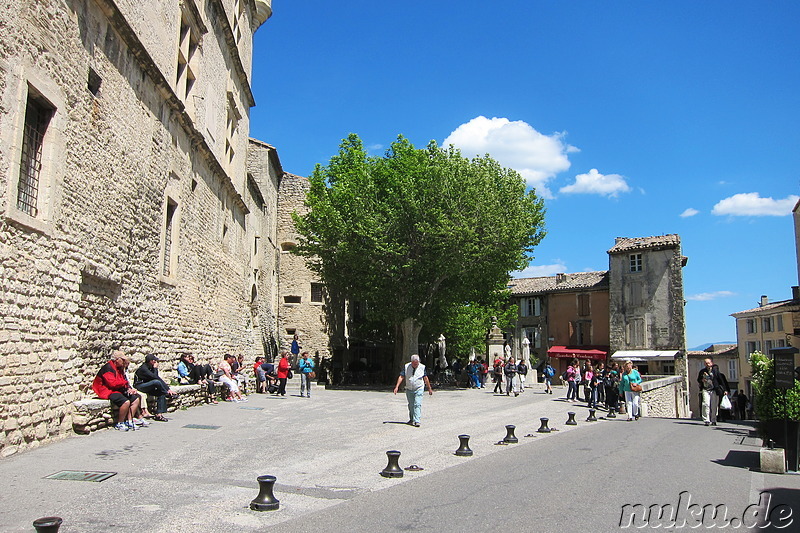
(610, 350, 679, 362)
(547, 346, 608, 359)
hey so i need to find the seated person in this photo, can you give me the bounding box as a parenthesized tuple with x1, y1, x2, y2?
(253, 356, 265, 393)
(92, 350, 142, 431)
(134, 355, 177, 421)
(218, 354, 246, 402)
(259, 360, 277, 393)
(177, 353, 218, 404)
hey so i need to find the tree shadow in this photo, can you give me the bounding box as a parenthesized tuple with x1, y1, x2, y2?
(712, 449, 760, 471)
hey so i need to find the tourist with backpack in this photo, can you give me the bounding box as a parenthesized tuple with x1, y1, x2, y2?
(543, 362, 555, 394)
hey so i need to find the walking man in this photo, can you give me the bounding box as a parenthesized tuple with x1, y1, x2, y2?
(698, 357, 727, 426)
(393, 354, 433, 427)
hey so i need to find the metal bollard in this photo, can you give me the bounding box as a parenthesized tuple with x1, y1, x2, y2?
(250, 475, 280, 511)
(503, 425, 518, 444)
(537, 417, 552, 433)
(586, 409, 597, 422)
(566, 412, 577, 425)
(607, 406, 617, 418)
(32, 517, 62, 533)
(455, 435, 473, 456)
(380, 450, 404, 478)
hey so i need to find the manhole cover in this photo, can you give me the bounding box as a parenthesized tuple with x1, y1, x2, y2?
(182, 424, 221, 430)
(45, 471, 117, 482)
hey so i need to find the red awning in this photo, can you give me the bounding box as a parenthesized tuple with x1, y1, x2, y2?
(547, 346, 608, 359)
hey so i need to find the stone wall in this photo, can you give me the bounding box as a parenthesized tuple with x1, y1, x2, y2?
(0, 0, 274, 456)
(276, 173, 331, 364)
(640, 375, 687, 418)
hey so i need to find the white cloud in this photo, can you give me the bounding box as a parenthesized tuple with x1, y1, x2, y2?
(680, 208, 699, 218)
(443, 116, 577, 198)
(559, 168, 631, 198)
(686, 291, 736, 302)
(511, 261, 567, 279)
(712, 193, 799, 217)
(367, 143, 384, 152)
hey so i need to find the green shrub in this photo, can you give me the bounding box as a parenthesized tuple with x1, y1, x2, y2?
(750, 351, 800, 420)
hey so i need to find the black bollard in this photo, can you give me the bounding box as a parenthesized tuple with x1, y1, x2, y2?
(503, 425, 518, 444)
(586, 409, 597, 422)
(537, 417, 552, 433)
(380, 450, 404, 478)
(33, 517, 62, 533)
(250, 475, 280, 511)
(607, 406, 617, 418)
(566, 412, 577, 425)
(455, 434, 473, 456)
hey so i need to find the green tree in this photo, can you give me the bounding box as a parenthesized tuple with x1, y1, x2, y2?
(294, 134, 546, 372)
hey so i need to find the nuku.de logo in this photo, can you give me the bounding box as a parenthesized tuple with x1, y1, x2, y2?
(619, 491, 793, 529)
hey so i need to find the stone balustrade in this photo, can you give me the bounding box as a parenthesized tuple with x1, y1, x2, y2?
(639, 375, 688, 418)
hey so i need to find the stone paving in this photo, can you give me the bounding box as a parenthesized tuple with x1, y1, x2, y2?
(0, 382, 633, 531)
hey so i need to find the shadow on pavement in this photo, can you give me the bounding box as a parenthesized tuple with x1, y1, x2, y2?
(712, 449, 759, 471)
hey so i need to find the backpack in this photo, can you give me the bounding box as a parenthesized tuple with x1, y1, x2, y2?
(544, 366, 555, 378)
(561, 371, 569, 381)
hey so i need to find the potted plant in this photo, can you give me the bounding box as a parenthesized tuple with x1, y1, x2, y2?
(750, 351, 800, 471)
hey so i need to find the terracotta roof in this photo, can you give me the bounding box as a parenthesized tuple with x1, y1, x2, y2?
(508, 271, 609, 296)
(730, 298, 800, 317)
(607, 234, 681, 254)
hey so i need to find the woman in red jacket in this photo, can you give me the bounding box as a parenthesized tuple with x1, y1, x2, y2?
(276, 351, 291, 396)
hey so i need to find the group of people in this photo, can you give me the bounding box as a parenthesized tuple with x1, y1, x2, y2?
(558, 358, 643, 421)
(92, 350, 174, 431)
(491, 356, 529, 396)
(93, 348, 319, 432)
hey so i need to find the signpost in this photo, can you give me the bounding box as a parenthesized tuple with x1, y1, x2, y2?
(771, 347, 799, 472)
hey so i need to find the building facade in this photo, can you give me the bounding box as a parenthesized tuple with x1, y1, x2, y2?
(509, 271, 609, 376)
(276, 171, 331, 366)
(0, 0, 277, 456)
(607, 235, 688, 375)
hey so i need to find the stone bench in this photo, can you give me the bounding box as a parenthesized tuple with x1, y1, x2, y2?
(71, 384, 216, 434)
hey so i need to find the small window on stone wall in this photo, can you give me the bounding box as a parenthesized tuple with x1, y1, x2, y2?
(284, 295, 301, 304)
(311, 283, 324, 303)
(87, 68, 102, 96)
(281, 242, 296, 252)
(285, 328, 296, 335)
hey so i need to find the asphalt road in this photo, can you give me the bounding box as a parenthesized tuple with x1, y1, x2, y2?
(0, 383, 798, 532)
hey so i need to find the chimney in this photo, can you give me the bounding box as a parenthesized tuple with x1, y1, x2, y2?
(793, 286, 800, 301)
(555, 273, 566, 284)
(760, 295, 769, 307)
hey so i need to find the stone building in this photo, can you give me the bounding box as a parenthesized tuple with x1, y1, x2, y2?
(276, 171, 331, 367)
(607, 235, 688, 375)
(508, 271, 610, 377)
(0, 0, 277, 456)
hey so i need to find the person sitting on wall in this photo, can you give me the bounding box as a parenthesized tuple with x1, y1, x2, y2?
(134, 355, 177, 422)
(218, 354, 246, 402)
(259, 359, 278, 393)
(92, 350, 143, 431)
(177, 353, 218, 404)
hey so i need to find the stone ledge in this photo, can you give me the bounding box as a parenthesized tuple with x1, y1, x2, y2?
(640, 375, 683, 392)
(71, 384, 214, 435)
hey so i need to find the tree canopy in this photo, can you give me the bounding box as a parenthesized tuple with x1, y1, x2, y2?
(293, 134, 546, 369)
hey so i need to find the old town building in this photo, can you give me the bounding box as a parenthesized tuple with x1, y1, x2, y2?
(0, 0, 287, 456)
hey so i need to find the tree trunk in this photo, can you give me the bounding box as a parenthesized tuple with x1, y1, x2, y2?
(395, 317, 423, 372)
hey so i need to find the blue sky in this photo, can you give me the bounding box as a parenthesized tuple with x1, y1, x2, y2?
(250, 1, 800, 349)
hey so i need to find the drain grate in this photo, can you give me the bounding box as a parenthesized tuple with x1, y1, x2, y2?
(45, 470, 117, 482)
(182, 424, 221, 430)
(737, 436, 763, 447)
(238, 406, 264, 410)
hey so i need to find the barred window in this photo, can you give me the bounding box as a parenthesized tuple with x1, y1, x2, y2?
(311, 283, 324, 303)
(629, 253, 642, 272)
(17, 94, 53, 217)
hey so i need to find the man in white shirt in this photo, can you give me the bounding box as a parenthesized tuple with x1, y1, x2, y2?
(393, 354, 433, 427)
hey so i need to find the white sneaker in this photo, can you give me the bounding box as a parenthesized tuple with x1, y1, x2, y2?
(133, 418, 150, 427)
(114, 423, 129, 431)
